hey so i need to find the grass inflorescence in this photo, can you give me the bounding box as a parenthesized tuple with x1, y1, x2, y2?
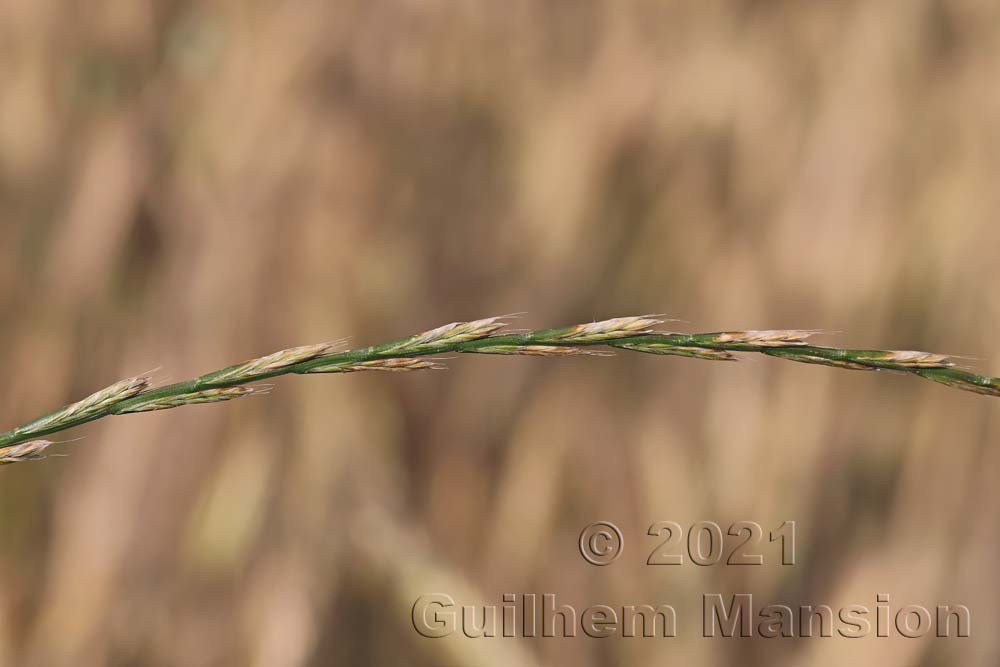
(1, 315, 997, 465)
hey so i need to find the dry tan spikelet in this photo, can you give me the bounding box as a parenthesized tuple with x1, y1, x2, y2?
(0, 440, 53, 465)
(709, 330, 821, 347)
(118, 387, 257, 413)
(206, 341, 346, 383)
(854, 350, 954, 369)
(384, 317, 509, 353)
(617, 343, 737, 361)
(473, 345, 613, 357)
(557, 316, 663, 342)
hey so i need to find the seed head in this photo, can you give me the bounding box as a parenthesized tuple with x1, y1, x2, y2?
(305, 358, 446, 373)
(203, 342, 345, 383)
(63, 375, 152, 418)
(15, 374, 152, 437)
(383, 317, 509, 354)
(555, 316, 663, 343)
(708, 330, 820, 348)
(852, 350, 954, 369)
(471, 345, 613, 357)
(0, 440, 53, 465)
(768, 351, 874, 371)
(616, 343, 737, 361)
(116, 387, 257, 413)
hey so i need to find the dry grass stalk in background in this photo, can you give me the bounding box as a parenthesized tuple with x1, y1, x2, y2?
(1, 315, 997, 464)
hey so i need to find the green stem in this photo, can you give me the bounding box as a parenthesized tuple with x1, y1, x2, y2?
(1, 321, 997, 452)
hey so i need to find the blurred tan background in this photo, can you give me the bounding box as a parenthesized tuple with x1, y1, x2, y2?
(2, 0, 999, 665)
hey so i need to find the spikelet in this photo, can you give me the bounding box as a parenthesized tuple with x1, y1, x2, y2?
(850, 350, 954, 369)
(115, 387, 257, 413)
(304, 358, 446, 373)
(615, 342, 737, 361)
(554, 316, 663, 343)
(14, 374, 151, 437)
(382, 317, 508, 354)
(0, 440, 53, 465)
(201, 341, 346, 384)
(767, 351, 875, 371)
(707, 330, 821, 348)
(471, 345, 612, 357)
